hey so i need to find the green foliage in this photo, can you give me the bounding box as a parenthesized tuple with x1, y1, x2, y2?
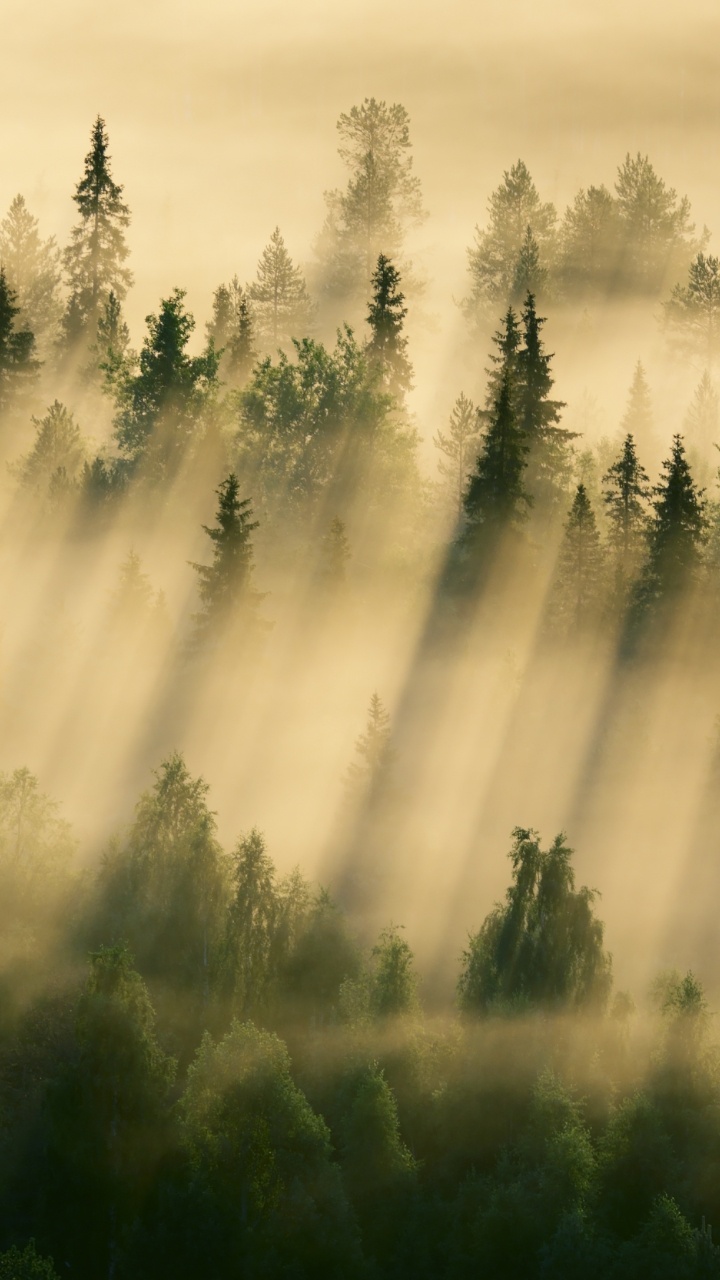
(237, 327, 417, 520)
(602, 432, 650, 588)
(366, 254, 413, 404)
(112, 288, 220, 479)
(61, 116, 132, 350)
(0, 768, 75, 962)
(0, 1241, 60, 1279)
(458, 827, 612, 1015)
(189, 473, 265, 651)
(219, 829, 278, 1018)
(462, 363, 530, 542)
(549, 484, 607, 634)
(206, 275, 257, 384)
(633, 433, 707, 618)
(516, 292, 572, 517)
(0, 268, 39, 412)
(559, 183, 619, 299)
(369, 924, 418, 1020)
(614, 152, 705, 295)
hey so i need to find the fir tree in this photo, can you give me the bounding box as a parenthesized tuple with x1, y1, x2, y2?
(190, 472, 264, 649)
(602, 433, 650, 589)
(206, 275, 257, 385)
(433, 392, 483, 519)
(550, 484, 606, 633)
(620, 361, 654, 457)
(463, 364, 530, 538)
(248, 227, 314, 350)
(483, 305, 523, 411)
(366, 254, 413, 404)
(0, 267, 39, 412)
(0, 194, 63, 357)
(61, 116, 133, 351)
(635, 434, 707, 612)
(516, 292, 572, 517)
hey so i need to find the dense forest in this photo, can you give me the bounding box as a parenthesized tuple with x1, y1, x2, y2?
(2, 101, 720, 1277)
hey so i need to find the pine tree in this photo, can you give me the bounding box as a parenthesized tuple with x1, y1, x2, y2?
(112, 288, 220, 477)
(315, 97, 425, 313)
(433, 392, 483, 518)
(510, 224, 548, 305)
(636, 434, 706, 610)
(0, 267, 39, 412)
(0, 194, 63, 357)
(614, 152, 705, 294)
(206, 275, 257, 385)
(61, 116, 133, 351)
(190, 472, 264, 649)
(13, 400, 87, 493)
(366, 254, 413, 404)
(550, 484, 606, 633)
(620, 361, 655, 456)
(464, 161, 557, 324)
(664, 252, 720, 365)
(463, 364, 530, 538)
(559, 184, 619, 297)
(248, 227, 314, 350)
(516, 292, 572, 517)
(602, 433, 650, 588)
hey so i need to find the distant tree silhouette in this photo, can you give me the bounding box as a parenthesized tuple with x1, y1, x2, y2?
(633, 433, 707, 619)
(190, 472, 265, 651)
(602, 433, 650, 590)
(206, 275, 257, 385)
(614, 152, 705, 294)
(0, 267, 39, 412)
(366, 254, 413, 404)
(433, 392, 483, 519)
(61, 116, 132, 354)
(248, 227, 314, 351)
(0, 194, 63, 357)
(620, 361, 655, 457)
(664, 252, 720, 365)
(549, 483, 606, 634)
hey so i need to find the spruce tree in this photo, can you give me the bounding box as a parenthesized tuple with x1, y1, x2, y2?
(433, 392, 483, 518)
(602, 433, 651, 588)
(550, 484, 606, 633)
(112, 288, 220, 477)
(206, 275, 257, 385)
(463, 364, 530, 538)
(190, 472, 264, 649)
(620, 361, 654, 457)
(510, 224, 548, 305)
(366, 254, 413, 404)
(635, 433, 706, 611)
(13, 400, 87, 493)
(516, 292, 572, 518)
(483, 305, 523, 411)
(345, 693, 395, 794)
(0, 267, 40, 412)
(61, 116, 132, 351)
(248, 227, 314, 350)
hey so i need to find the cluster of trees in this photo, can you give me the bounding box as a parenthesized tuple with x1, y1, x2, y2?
(463, 154, 712, 330)
(0, 757, 719, 1278)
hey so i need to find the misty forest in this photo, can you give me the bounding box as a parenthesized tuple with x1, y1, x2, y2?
(3, 94, 720, 1279)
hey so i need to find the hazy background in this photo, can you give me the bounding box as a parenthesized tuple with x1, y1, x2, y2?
(2, 0, 720, 998)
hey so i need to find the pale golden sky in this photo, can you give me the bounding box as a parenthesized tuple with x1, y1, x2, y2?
(3, 0, 719, 331)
